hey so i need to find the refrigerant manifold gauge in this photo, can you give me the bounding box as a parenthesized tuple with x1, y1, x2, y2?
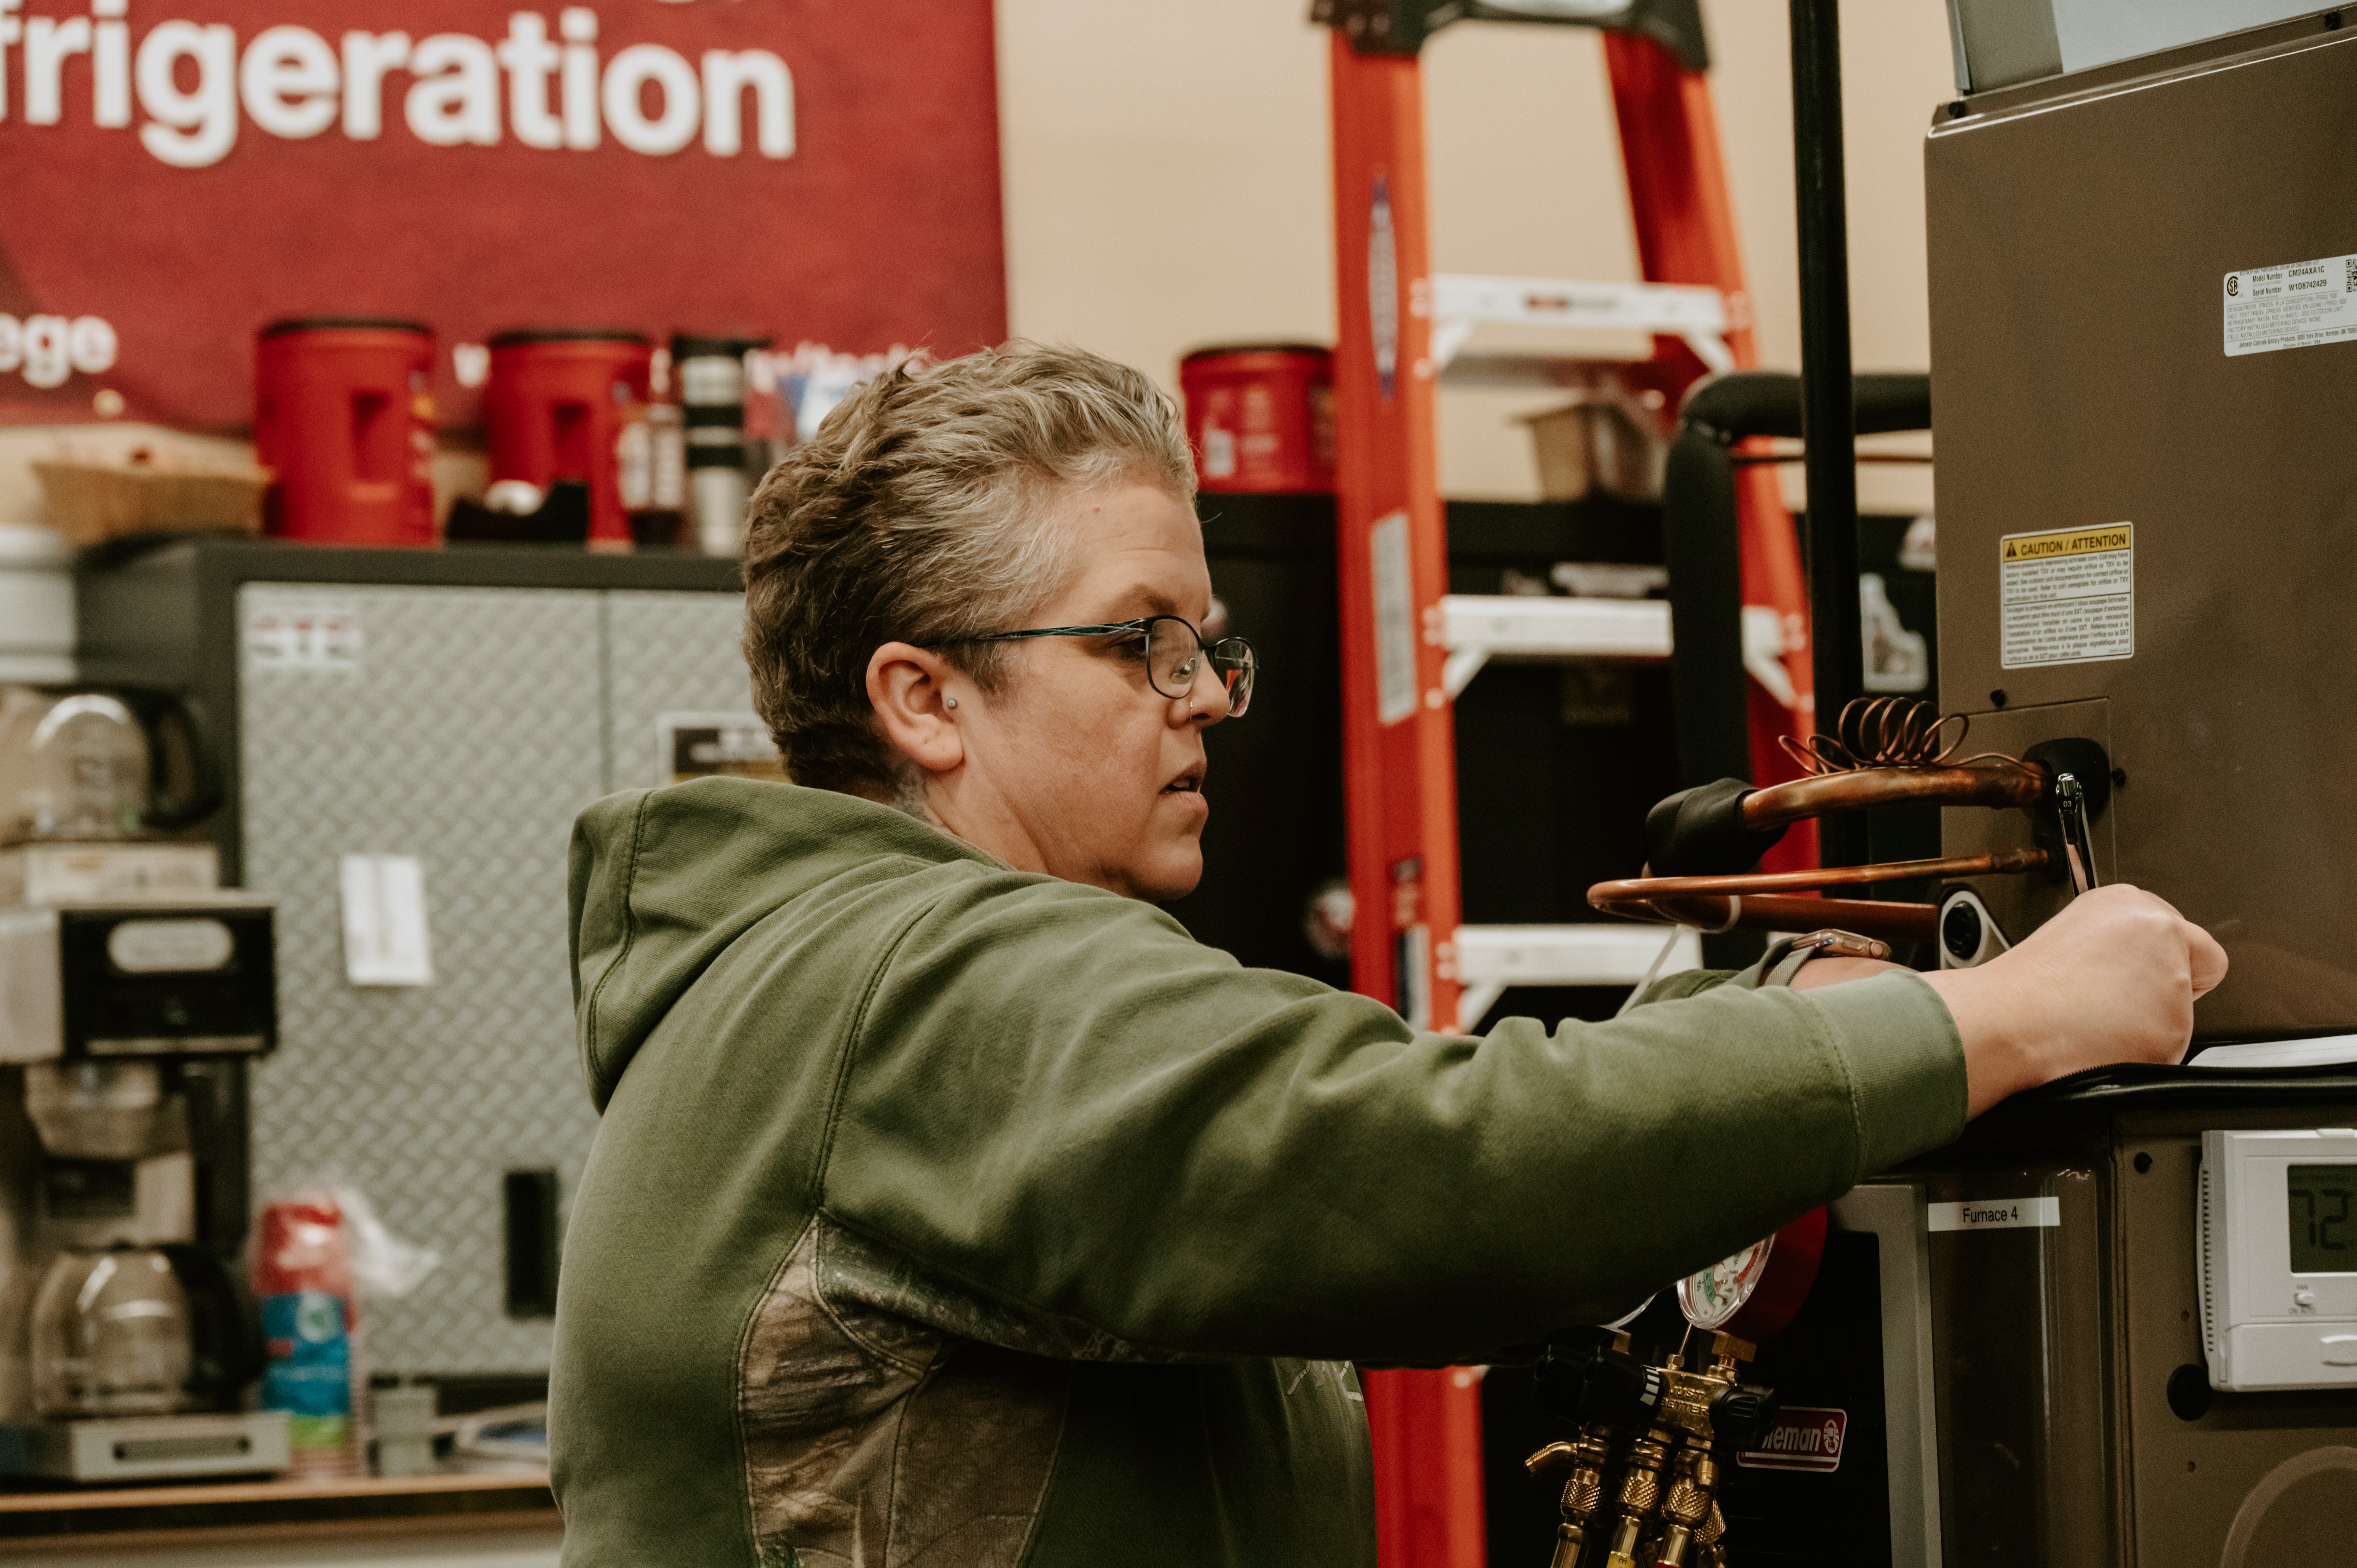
(1674, 1208, 1827, 1344)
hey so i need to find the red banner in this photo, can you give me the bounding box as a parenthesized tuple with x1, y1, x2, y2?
(0, 0, 1005, 430)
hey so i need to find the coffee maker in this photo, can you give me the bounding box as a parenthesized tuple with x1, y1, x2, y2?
(0, 687, 286, 1481)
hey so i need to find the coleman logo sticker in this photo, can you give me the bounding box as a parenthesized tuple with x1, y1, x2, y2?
(1737, 1407, 1847, 1474)
(2000, 524, 2131, 670)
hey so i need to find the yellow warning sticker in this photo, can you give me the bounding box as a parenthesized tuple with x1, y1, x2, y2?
(2000, 523, 2133, 669)
(2000, 524, 2133, 562)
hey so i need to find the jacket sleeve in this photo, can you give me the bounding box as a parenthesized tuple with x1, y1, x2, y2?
(813, 871, 1965, 1365)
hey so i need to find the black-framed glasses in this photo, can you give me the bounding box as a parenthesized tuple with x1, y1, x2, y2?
(947, 616, 1256, 717)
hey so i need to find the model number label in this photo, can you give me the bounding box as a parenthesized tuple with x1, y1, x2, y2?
(2224, 252, 2357, 357)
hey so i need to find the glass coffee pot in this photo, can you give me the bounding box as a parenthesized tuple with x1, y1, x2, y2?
(30, 1246, 193, 1417)
(0, 686, 217, 845)
(22, 1062, 263, 1420)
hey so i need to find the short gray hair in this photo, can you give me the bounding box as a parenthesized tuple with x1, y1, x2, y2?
(741, 342, 1198, 797)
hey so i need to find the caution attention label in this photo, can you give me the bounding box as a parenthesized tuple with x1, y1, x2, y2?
(2000, 523, 2133, 670)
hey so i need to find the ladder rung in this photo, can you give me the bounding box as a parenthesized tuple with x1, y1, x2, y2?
(1436, 596, 1671, 695)
(1430, 275, 1725, 335)
(1451, 925, 1703, 1035)
(1454, 924, 1700, 988)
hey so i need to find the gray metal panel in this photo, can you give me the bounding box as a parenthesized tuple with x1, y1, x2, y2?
(1830, 1184, 1944, 1568)
(1928, 25, 2357, 1040)
(1947, 0, 2062, 93)
(2115, 1101, 2357, 1566)
(603, 591, 755, 793)
(237, 584, 606, 1376)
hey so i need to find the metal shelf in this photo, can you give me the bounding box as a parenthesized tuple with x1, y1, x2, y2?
(1435, 593, 1672, 697)
(1430, 274, 1733, 378)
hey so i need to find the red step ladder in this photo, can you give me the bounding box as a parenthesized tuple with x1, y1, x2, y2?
(1318, 9, 1819, 1564)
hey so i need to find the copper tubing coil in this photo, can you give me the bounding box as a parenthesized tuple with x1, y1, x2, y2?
(1591, 700, 2063, 943)
(1589, 848, 2051, 942)
(1775, 696, 2044, 781)
(1740, 761, 2049, 831)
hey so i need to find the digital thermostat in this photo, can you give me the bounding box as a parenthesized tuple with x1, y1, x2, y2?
(2200, 1128, 2357, 1391)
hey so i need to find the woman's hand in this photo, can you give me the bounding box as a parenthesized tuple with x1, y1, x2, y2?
(1783, 886, 2228, 1117)
(1919, 885, 2227, 1116)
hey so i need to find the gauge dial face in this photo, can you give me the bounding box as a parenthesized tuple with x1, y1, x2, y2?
(1676, 1234, 1776, 1330)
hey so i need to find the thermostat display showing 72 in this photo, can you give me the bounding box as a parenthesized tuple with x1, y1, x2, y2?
(2201, 1128, 2357, 1392)
(2288, 1164, 2357, 1275)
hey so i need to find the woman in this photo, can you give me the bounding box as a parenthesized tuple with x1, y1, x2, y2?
(549, 343, 2222, 1567)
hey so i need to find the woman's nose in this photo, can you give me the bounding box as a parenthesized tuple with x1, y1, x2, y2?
(1175, 654, 1233, 724)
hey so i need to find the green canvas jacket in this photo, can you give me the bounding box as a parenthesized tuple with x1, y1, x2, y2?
(549, 778, 1967, 1566)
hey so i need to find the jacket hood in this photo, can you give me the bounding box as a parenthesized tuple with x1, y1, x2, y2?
(567, 777, 997, 1109)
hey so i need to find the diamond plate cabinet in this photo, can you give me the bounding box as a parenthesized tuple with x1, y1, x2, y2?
(78, 541, 745, 1382)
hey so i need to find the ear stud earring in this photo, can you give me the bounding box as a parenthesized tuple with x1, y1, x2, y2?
(945, 697, 959, 709)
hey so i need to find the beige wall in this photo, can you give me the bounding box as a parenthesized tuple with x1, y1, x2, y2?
(3, 4, 1956, 529)
(997, 0, 1957, 514)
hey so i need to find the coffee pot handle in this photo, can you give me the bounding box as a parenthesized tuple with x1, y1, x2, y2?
(161, 1242, 267, 1409)
(113, 688, 225, 832)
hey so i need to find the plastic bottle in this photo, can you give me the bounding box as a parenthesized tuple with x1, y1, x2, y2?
(253, 1196, 364, 1478)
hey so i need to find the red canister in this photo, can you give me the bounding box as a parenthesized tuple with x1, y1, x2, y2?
(1178, 345, 1336, 494)
(255, 320, 437, 546)
(483, 330, 654, 549)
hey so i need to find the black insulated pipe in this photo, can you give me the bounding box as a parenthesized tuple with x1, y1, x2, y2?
(1663, 371, 1929, 800)
(1790, 0, 1864, 867)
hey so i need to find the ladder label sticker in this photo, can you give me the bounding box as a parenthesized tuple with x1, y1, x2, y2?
(1735, 1406, 1847, 1474)
(1928, 1196, 2062, 1232)
(2000, 523, 2132, 669)
(1370, 510, 1418, 725)
(2224, 253, 2357, 357)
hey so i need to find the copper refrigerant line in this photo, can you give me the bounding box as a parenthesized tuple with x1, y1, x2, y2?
(1525, 1333, 1774, 1568)
(1588, 699, 2061, 940)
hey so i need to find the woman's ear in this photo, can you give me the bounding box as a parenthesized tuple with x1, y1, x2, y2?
(866, 642, 966, 775)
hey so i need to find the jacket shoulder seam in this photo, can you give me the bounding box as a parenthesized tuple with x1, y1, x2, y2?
(580, 791, 653, 1093)
(807, 894, 942, 1203)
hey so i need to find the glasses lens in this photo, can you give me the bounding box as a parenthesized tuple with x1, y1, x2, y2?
(1148, 619, 1201, 699)
(1212, 638, 1255, 717)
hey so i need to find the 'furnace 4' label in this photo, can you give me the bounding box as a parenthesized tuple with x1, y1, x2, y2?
(2000, 524, 2132, 669)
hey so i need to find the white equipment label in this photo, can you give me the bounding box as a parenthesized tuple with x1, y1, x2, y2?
(2000, 524, 2133, 669)
(1929, 1196, 2061, 1233)
(2224, 253, 2357, 357)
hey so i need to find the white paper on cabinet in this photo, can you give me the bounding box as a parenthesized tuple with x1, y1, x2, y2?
(340, 854, 434, 987)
